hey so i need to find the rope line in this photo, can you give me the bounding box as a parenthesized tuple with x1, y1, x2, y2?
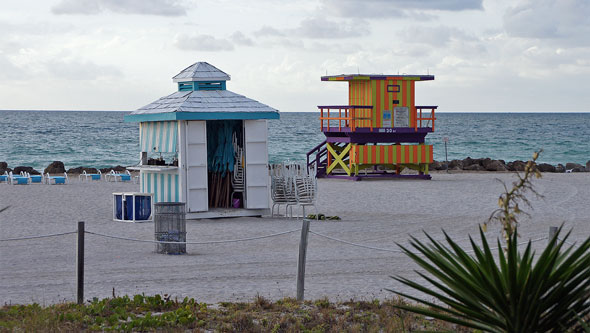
(557, 237, 577, 246)
(309, 231, 404, 253)
(309, 230, 549, 255)
(85, 228, 300, 245)
(465, 236, 548, 253)
(0, 231, 77, 242)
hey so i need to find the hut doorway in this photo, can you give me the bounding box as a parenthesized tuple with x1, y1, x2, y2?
(206, 120, 244, 209)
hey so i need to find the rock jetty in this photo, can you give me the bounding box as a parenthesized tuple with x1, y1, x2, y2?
(430, 158, 590, 172)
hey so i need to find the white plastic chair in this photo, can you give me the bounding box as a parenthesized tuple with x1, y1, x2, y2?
(231, 147, 245, 205)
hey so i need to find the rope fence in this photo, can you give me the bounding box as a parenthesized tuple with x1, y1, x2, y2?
(0, 221, 572, 303)
(309, 230, 404, 253)
(0, 231, 77, 242)
(85, 229, 300, 245)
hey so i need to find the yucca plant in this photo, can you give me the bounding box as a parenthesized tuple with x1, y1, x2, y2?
(390, 226, 590, 332)
(390, 151, 590, 332)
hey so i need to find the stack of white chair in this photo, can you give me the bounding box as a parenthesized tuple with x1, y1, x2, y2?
(231, 146, 245, 204)
(270, 161, 318, 219)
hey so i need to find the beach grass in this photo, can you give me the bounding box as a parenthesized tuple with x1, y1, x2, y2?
(0, 294, 472, 332)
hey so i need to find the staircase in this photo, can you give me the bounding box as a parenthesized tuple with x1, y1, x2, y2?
(306, 140, 327, 178)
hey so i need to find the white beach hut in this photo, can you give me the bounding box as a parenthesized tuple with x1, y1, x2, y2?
(125, 62, 279, 219)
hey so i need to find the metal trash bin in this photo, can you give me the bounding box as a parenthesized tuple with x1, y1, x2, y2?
(154, 202, 186, 255)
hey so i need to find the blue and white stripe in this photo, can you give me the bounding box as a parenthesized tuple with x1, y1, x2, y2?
(141, 172, 180, 203)
(139, 121, 178, 153)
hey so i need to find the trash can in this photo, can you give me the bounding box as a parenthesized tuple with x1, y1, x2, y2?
(154, 202, 186, 255)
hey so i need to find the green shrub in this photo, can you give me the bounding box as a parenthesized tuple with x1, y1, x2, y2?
(391, 151, 590, 332)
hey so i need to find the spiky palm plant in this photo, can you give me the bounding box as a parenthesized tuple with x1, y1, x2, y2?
(390, 227, 590, 332)
(391, 151, 590, 332)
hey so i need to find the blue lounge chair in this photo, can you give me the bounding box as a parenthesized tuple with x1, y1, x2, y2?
(79, 170, 102, 182)
(106, 170, 132, 182)
(45, 172, 68, 185)
(9, 172, 29, 185)
(0, 171, 8, 183)
(28, 172, 43, 184)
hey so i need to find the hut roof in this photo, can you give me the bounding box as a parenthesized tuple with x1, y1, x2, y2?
(130, 89, 278, 115)
(173, 62, 231, 83)
(125, 61, 279, 122)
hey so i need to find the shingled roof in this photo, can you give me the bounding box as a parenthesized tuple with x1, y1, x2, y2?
(132, 90, 278, 115)
(172, 62, 231, 82)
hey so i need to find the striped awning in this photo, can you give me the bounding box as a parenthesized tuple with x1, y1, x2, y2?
(140, 121, 178, 153)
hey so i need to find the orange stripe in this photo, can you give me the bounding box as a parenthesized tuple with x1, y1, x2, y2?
(380, 145, 385, 164)
(413, 145, 419, 163)
(388, 145, 393, 164)
(429, 146, 434, 162)
(405, 145, 410, 163)
(410, 81, 415, 128)
(375, 80, 381, 128)
(363, 145, 368, 164)
(396, 145, 402, 163)
(421, 145, 426, 163)
(402, 80, 407, 108)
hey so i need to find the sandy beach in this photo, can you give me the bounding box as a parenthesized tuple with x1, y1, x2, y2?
(1, 172, 589, 305)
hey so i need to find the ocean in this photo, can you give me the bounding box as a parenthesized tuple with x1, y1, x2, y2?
(0, 111, 589, 171)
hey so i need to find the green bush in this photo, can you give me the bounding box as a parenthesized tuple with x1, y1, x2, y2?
(391, 226, 590, 332)
(391, 151, 590, 332)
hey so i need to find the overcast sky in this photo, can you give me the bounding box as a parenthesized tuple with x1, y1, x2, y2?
(1, 0, 589, 112)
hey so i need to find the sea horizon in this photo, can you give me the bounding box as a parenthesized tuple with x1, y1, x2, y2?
(1, 110, 588, 170)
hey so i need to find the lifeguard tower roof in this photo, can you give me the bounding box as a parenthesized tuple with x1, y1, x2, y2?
(125, 62, 278, 122)
(322, 74, 434, 81)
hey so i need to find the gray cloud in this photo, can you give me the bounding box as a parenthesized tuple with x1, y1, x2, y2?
(503, 0, 590, 45)
(402, 26, 476, 47)
(52, 0, 187, 16)
(320, 0, 482, 18)
(295, 17, 370, 39)
(230, 31, 254, 46)
(175, 34, 235, 51)
(254, 26, 285, 37)
(45, 59, 122, 80)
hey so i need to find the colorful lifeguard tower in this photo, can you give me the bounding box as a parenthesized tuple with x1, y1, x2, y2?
(306, 74, 437, 180)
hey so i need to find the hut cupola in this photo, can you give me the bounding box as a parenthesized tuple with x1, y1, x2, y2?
(173, 61, 230, 92)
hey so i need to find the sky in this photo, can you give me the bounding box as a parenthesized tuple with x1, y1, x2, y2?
(0, 0, 589, 112)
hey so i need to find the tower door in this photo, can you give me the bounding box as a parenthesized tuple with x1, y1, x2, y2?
(244, 119, 269, 209)
(185, 121, 208, 212)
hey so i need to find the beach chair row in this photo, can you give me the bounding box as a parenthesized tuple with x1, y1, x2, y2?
(0, 171, 69, 185)
(78, 170, 136, 183)
(270, 162, 318, 219)
(0, 170, 138, 184)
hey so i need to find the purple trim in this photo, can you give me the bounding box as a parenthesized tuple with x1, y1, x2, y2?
(387, 85, 400, 92)
(317, 105, 373, 109)
(322, 127, 433, 134)
(325, 133, 427, 144)
(321, 127, 432, 144)
(416, 106, 438, 109)
(319, 173, 432, 180)
(326, 137, 351, 143)
(321, 75, 435, 81)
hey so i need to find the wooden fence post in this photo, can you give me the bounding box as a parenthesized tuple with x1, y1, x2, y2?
(77, 221, 85, 305)
(297, 219, 311, 301)
(548, 226, 558, 245)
